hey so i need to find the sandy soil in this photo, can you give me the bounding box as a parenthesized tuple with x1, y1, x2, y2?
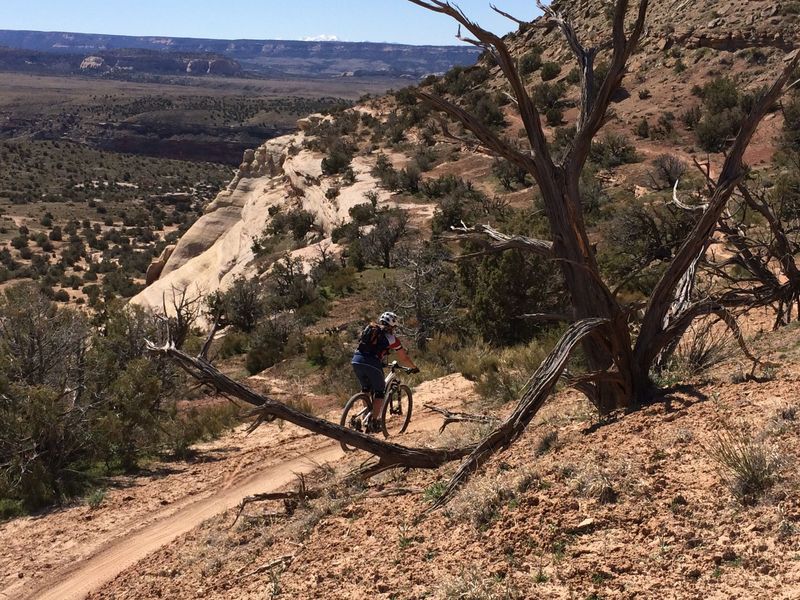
(24, 324, 799, 600)
(0, 373, 475, 600)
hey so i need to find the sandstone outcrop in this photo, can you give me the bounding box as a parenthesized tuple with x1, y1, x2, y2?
(131, 123, 397, 316)
(79, 56, 109, 71)
(145, 244, 175, 285)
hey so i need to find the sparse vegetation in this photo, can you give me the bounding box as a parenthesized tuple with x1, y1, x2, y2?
(707, 429, 781, 505)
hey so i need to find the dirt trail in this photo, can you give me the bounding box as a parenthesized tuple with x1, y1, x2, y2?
(20, 443, 343, 600)
(4, 373, 472, 600)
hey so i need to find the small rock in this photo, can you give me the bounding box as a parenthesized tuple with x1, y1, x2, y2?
(685, 567, 702, 579)
(572, 518, 595, 534)
(722, 549, 737, 562)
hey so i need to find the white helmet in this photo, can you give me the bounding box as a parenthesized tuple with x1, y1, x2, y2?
(379, 311, 399, 327)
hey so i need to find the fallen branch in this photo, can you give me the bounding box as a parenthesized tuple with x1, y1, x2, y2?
(424, 403, 500, 433)
(147, 342, 475, 474)
(230, 481, 322, 528)
(430, 318, 611, 510)
(444, 222, 554, 259)
(243, 555, 295, 578)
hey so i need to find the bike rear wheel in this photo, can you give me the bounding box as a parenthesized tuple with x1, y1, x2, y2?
(381, 384, 413, 438)
(340, 392, 371, 452)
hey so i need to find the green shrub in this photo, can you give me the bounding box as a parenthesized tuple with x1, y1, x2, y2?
(702, 77, 740, 113)
(217, 331, 249, 358)
(707, 430, 781, 505)
(519, 51, 542, 75)
(540, 62, 562, 81)
(635, 117, 650, 138)
(681, 105, 702, 130)
(164, 403, 240, 460)
(696, 110, 741, 152)
(245, 314, 303, 374)
(589, 133, 638, 168)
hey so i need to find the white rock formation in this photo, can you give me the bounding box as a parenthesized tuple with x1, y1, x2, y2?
(130, 122, 396, 316)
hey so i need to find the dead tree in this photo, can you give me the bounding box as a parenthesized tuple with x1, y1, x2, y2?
(409, 0, 799, 413)
(713, 181, 800, 327)
(154, 2, 799, 507)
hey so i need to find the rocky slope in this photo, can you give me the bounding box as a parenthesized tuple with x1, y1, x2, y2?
(131, 119, 412, 313)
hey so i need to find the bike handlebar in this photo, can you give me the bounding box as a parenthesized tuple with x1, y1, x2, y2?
(384, 360, 417, 374)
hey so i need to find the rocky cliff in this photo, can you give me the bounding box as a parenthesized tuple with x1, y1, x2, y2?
(130, 121, 397, 314)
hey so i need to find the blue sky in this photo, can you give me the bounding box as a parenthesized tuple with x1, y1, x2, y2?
(0, 0, 540, 46)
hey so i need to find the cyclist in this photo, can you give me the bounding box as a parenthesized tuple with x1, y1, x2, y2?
(351, 311, 419, 432)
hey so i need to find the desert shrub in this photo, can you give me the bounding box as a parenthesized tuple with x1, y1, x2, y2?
(163, 403, 240, 460)
(520, 50, 542, 76)
(492, 158, 528, 190)
(331, 221, 360, 243)
(266, 253, 320, 314)
(371, 153, 399, 190)
(245, 313, 303, 374)
(434, 65, 490, 97)
(319, 266, 358, 297)
(696, 110, 741, 152)
(217, 330, 249, 358)
(576, 470, 618, 504)
(649, 153, 687, 190)
(322, 143, 353, 175)
(782, 93, 800, 152)
(544, 107, 563, 126)
(701, 77, 740, 113)
(681, 105, 702, 129)
(360, 208, 409, 268)
(565, 66, 580, 85)
(707, 430, 781, 505)
(600, 199, 698, 295)
(215, 276, 266, 333)
(461, 250, 562, 345)
(465, 90, 505, 129)
(325, 186, 340, 200)
(589, 133, 638, 168)
(349, 203, 375, 226)
(397, 165, 422, 194)
(540, 62, 562, 81)
(635, 118, 650, 138)
(668, 319, 733, 375)
(413, 146, 437, 172)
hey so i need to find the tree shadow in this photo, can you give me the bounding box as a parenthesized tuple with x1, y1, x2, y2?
(580, 383, 709, 434)
(651, 383, 710, 413)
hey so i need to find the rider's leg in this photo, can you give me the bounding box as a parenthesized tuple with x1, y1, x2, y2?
(371, 392, 385, 430)
(351, 361, 385, 430)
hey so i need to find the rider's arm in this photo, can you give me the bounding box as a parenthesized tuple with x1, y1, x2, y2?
(394, 346, 418, 370)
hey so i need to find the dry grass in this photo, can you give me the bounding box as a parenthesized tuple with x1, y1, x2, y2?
(437, 567, 526, 600)
(447, 467, 542, 530)
(706, 429, 782, 505)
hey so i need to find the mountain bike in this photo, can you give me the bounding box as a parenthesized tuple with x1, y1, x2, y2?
(339, 361, 414, 452)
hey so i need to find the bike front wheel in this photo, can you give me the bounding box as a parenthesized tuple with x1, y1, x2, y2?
(340, 392, 371, 452)
(381, 384, 413, 438)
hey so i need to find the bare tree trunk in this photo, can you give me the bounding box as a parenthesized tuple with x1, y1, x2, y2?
(635, 50, 800, 370)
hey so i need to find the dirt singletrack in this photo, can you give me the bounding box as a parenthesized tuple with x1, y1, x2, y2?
(1, 373, 473, 600)
(20, 443, 344, 600)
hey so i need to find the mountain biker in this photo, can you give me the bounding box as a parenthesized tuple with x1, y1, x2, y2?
(351, 311, 419, 432)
